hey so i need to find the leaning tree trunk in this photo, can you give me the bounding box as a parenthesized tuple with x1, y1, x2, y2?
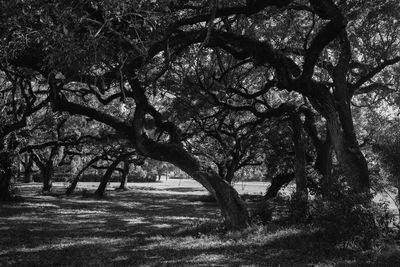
(137, 141, 250, 230)
(185, 164, 249, 230)
(118, 158, 130, 190)
(128, 77, 250, 230)
(95, 155, 126, 197)
(265, 173, 294, 199)
(66, 156, 102, 195)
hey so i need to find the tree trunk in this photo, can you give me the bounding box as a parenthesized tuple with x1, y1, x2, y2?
(310, 89, 370, 194)
(66, 175, 79, 195)
(137, 141, 250, 230)
(42, 167, 53, 191)
(95, 155, 126, 197)
(66, 156, 102, 195)
(0, 150, 13, 201)
(42, 146, 59, 191)
(23, 154, 34, 183)
(265, 173, 294, 199)
(118, 158, 130, 190)
(187, 166, 249, 230)
(325, 106, 369, 193)
(397, 175, 400, 216)
(290, 112, 307, 197)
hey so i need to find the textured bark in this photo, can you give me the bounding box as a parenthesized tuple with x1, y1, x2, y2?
(42, 167, 53, 191)
(23, 154, 34, 183)
(0, 150, 13, 201)
(31, 146, 59, 192)
(265, 173, 294, 199)
(170, 150, 249, 229)
(66, 156, 103, 195)
(118, 158, 130, 190)
(290, 112, 307, 197)
(397, 175, 400, 215)
(95, 155, 126, 197)
(133, 139, 250, 230)
(311, 93, 369, 193)
(314, 133, 333, 177)
(128, 77, 250, 230)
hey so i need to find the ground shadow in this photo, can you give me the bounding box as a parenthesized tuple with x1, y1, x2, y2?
(0, 183, 380, 266)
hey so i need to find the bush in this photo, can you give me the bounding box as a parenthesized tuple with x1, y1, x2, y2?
(288, 193, 308, 223)
(251, 201, 273, 224)
(127, 168, 157, 182)
(310, 183, 395, 250)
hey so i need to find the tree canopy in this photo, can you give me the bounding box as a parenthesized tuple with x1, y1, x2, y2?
(0, 0, 399, 230)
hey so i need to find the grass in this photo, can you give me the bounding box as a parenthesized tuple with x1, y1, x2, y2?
(0, 181, 399, 266)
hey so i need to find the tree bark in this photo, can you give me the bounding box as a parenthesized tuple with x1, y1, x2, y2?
(127, 76, 250, 230)
(314, 132, 333, 177)
(42, 166, 53, 191)
(49, 72, 250, 229)
(0, 150, 13, 201)
(397, 175, 400, 215)
(324, 99, 369, 193)
(23, 154, 34, 183)
(290, 112, 307, 197)
(31, 146, 59, 192)
(328, 31, 369, 194)
(118, 158, 130, 190)
(95, 155, 127, 197)
(134, 140, 250, 229)
(66, 156, 102, 195)
(265, 173, 294, 199)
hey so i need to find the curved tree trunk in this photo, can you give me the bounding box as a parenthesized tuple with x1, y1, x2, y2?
(49, 73, 250, 230)
(95, 155, 127, 197)
(136, 141, 250, 230)
(265, 173, 294, 199)
(127, 76, 250, 230)
(66, 156, 103, 195)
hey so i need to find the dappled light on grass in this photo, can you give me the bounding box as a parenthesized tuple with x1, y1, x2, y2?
(0, 237, 130, 255)
(0, 182, 391, 266)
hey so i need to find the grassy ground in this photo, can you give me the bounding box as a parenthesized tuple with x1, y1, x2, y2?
(0, 180, 398, 266)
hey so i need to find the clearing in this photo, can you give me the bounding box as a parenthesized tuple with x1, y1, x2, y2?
(0, 180, 396, 266)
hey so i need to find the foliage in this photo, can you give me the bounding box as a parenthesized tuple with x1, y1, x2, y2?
(374, 122, 400, 186)
(310, 183, 396, 250)
(250, 201, 274, 225)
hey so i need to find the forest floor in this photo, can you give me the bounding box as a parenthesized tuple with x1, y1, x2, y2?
(0, 180, 399, 266)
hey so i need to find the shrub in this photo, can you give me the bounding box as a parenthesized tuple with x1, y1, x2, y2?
(310, 183, 395, 250)
(288, 192, 308, 223)
(251, 201, 273, 224)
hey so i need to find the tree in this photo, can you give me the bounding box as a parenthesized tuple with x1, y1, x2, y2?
(0, 67, 47, 199)
(2, 0, 399, 227)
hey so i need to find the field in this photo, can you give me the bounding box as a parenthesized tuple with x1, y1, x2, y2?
(0, 180, 398, 266)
